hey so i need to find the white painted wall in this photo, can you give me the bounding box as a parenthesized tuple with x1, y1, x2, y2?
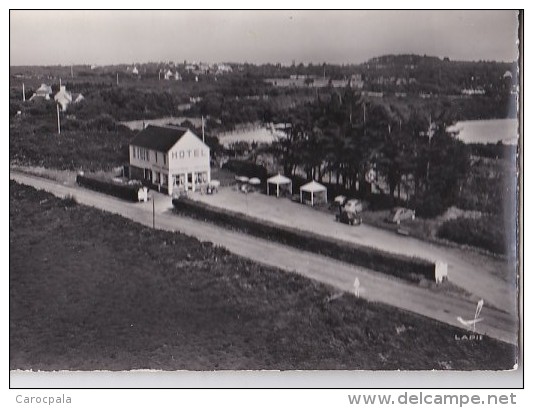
(168, 130, 210, 174)
(129, 129, 210, 195)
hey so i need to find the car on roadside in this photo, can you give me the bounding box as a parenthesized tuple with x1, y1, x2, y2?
(335, 198, 364, 226)
(386, 207, 416, 224)
(343, 199, 365, 213)
(336, 209, 362, 226)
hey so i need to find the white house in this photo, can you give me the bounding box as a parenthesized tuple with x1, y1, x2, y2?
(129, 125, 210, 195)
(216, 63, 233, 74)
(29, 83, 52, 101)
(53, 85, 84, 111)
(164, 69, 174, 80)
(54, 85, 73, 111)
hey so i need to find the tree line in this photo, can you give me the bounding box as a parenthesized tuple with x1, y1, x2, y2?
(270, 88, 471, 216)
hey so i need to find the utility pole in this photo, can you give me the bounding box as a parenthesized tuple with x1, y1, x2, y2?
(116, 72, 119, 86)
(59, 78, 62, 88)
(22, 83, 25, 101)
(56, 104, 61, 135)
(426, 114, 433, 181)
(152, 198, 155, 229)
(363, 103, 367, 136)
(201, 116, 205, 143)
(71, 64, 74, 78)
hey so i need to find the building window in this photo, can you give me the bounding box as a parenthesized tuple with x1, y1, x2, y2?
(179, 151, 185, 159)
(155, 152, 158, 163)
(136, 147, 149, 161)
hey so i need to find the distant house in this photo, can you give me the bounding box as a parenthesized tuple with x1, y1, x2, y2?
(349, 74, 364, 89)
(129, 125, 211, 195)
(72, 93, 85, 104)
(164, 69, 175, 80)
(216, 63, 233, 74)
(132, 66, 139, 75)
(395, 77, 407, 86)
(53, 85, 84, 111)
(198, 63, 211, 74)
(54, 86, 73, 111)
(29, 83, 52, 101)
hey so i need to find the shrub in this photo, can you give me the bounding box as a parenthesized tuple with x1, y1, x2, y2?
(437, 215, 508, 255)
(76, 175, 141, 202)
(173, 198, 436, 282)
(412, 191, 448, 218)
(222, 159, 268, 179)
(62, 194, 78, 207)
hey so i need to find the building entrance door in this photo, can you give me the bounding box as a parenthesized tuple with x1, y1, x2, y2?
(144, 168, 152, 182)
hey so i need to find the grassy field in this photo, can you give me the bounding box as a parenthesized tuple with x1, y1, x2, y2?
(9, 182, 517, 371)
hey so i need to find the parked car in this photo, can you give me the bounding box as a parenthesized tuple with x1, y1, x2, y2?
(335, 198, 364, 226)
(344, 199, 364, 213)
(386, 207, 416, 224)
(336, 209, 362, 226)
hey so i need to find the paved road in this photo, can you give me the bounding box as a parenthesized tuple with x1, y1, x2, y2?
(10, 172, 518, 344)
(192, 188, 518, 316)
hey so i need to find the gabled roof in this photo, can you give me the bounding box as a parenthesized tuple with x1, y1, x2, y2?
(267, 174, 291, 185)
(130, 125, 191, 152)
(54, 88, 73, 103)
(300, 180, 326, 193)
(36, 83, 52, 94)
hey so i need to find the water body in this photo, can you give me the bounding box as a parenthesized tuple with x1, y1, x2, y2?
(217, 125, 287, 147)
(447, 118, 519, 145)
(121, 116, 203, 131)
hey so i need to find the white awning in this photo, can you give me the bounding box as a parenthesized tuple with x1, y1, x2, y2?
(300, 180, 326, 193)
(266, 174, 292, 197)
(300, 180, 327, 206)
(267, 174, 291, 185)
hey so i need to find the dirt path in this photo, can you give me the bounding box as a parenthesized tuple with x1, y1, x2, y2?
(10, 171, 518, 344)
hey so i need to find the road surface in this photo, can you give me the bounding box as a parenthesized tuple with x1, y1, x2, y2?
(192, 188, 518, 316)
(10, 171, 518, 344)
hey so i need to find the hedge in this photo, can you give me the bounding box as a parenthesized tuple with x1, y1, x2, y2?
(437, 216, 508, 255)
(172, 198, 436, 283)
(76, 175, 141, 202)
(222, 159, 267, 179)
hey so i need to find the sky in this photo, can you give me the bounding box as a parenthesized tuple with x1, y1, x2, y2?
(9, 10, 520, 66)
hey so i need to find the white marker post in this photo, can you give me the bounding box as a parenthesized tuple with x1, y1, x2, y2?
(353, 277, 360, 298)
